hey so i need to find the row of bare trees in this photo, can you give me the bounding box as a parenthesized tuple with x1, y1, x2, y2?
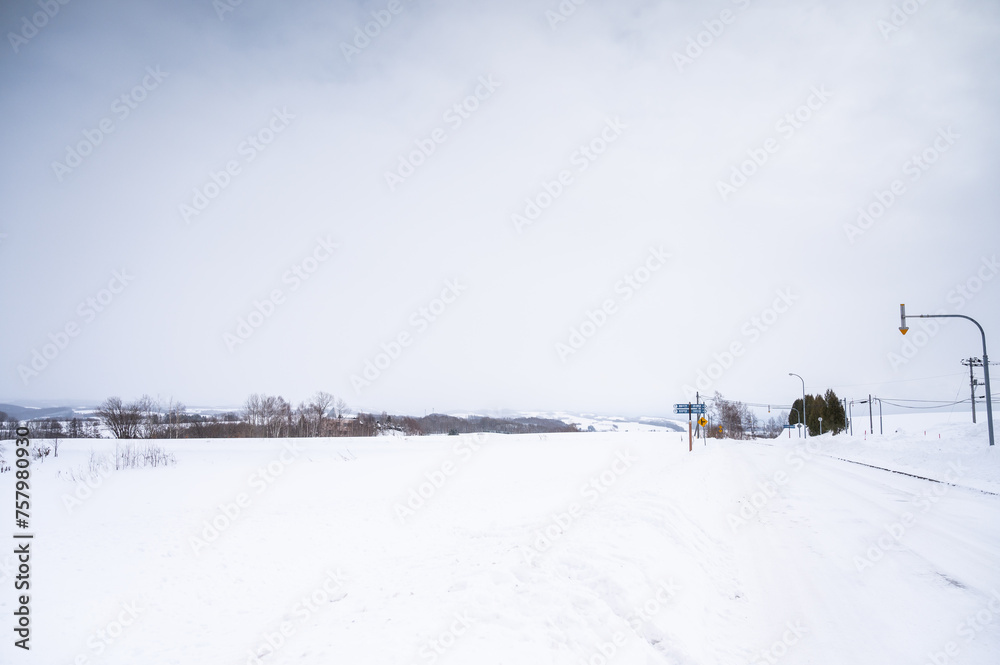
(705, 392, 788, 440)
(38, 394, 578, 441)
(241, 392, 355, 438)
(91, 392, 366, 439)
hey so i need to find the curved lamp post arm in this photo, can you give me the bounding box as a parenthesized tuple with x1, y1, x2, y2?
(900, 305, 993, 446)
(789, 373, 806, 438)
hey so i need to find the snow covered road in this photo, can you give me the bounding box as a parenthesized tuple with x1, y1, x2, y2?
(2, 427, 998, 664)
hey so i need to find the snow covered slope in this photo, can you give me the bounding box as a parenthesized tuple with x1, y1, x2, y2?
(1, 424, 998, 664)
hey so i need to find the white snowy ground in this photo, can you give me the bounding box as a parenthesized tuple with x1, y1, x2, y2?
(1, 420, 999, 665)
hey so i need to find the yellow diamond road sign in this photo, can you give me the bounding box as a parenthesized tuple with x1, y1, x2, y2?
(698, 417, 708, 427)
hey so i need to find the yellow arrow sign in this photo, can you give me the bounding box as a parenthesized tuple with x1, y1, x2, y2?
(698, 417, 708, 427)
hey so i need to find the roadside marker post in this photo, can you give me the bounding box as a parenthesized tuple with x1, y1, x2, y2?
(674, 402, 706, 452)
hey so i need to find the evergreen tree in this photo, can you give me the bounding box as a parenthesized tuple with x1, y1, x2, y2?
(805, 394, 825, 436)
(824, 389, 847, 434)
(789, 390, 847, 436)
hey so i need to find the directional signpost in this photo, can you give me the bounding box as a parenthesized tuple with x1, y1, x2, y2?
(674, 402, 706, 451)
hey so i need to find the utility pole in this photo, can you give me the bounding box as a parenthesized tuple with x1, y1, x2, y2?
(963, 358, 982, 424)
(962, 357, 1000, 424)
(868, 394, 873, 434)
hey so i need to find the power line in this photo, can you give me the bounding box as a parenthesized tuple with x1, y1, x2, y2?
(828, 372, 967, 389)
(694, 392, 999, 413)
(879, 399, 967, 410)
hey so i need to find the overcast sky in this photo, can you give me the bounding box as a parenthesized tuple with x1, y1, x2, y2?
(1, 0, 998, 417)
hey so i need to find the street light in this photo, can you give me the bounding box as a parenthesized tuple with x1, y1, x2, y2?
(788, 406, 802, 438)
(873, 396, 883, 435)
(858, 395, 874, 434)
(789, 373, 806, 438)
(818, 417, 823, 435)
(900, 304, 994, 446)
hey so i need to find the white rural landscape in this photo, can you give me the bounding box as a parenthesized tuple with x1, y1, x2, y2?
(2, 0, 999, 663)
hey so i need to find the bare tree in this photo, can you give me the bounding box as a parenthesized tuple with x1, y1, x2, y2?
(134, 395, 163, 439)
(308, 391, 335, 436)
(243, 394, 264, 436)
(97, 397, 143, 439)
(712, 392, 750, 440)
(0, 412, 17, 440)
(162, 398, 186, 439)
(744, 410, 759, 439)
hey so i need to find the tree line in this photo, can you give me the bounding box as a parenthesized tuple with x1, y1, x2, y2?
(6, 393, 577, 440)
(0, 412, 103, 440)
(704, 392, 788, 440)
(90, 392, 382, 439)
(788, 389, 847, 436)
(700, 389, 847, 439)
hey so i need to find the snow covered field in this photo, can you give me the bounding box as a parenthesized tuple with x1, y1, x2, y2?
(2, 420, 999, 664)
